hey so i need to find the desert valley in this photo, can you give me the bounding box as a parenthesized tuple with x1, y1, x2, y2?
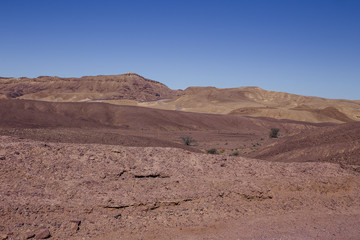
(0, 73, 360, 239)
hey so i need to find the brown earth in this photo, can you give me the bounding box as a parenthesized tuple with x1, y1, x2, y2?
(247, 121, 360, 165)
(0, 99, 331, 154)
(1, 75, 360, 239)
(1, 136, 359, 240)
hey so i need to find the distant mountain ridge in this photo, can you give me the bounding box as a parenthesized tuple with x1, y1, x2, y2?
(0, 73, 180, 102)
(1, 73, 359, 123)
(139, 86, 360, 123)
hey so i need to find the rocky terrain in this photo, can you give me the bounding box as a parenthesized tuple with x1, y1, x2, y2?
(1, 136, 359, 239)
(1, 73, 360, 239)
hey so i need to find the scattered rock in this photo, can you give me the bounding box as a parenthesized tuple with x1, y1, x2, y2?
(114, 214, 122, 219)
(0, 156, 5, 160)
(15, 223, 24, 227)
(69, 220, 81, 232)
(35, 229, 51, 239)
(25, 232, 35, 239)
(0, 235, 8, 240)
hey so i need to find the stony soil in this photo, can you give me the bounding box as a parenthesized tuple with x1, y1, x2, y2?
(1, 98, 360, 239)
(249, 121, 360, 165)
(1, 136, 360, 239)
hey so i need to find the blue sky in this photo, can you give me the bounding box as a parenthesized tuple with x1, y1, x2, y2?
(1, 0, 359, 99)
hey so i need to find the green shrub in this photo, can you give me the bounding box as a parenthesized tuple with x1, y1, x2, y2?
(180, 136, 197, 146)
(269, 128, 280, 138)
(230, 151, 239, 156)
(207, 148, 218, 154)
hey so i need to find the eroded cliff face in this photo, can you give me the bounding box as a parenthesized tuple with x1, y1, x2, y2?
(0, 73, 180, 102)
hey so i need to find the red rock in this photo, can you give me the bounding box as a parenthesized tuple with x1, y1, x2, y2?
(35, 229, 51, 239)
(69, 220, 81, 232)
(0, 234, 8, 240)
(26, 232, 35, 239)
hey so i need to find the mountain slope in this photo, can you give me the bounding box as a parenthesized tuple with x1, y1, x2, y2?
(0, 73, 179, 102)
(0, 99, 321, 133)
(1, 73, 359, 123)
(248, 121, 360, 165)
(139, 86, 360, 123)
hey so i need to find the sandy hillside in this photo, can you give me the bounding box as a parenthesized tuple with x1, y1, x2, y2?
(139, 86, 360, 123)
(247, 121, 360, 165)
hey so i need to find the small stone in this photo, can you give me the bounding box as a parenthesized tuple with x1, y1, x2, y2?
(69, 220, 81, 232)
(0, 156, 5, 160)
(35, 229, 51, 239)
(26, 233, 35, 239)
(0, 234, 8, 240)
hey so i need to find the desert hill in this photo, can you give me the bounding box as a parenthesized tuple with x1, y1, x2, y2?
(139, 86, 360, 123)
(1, 76, 360, 239)
(0, 73, 179, 102)
(0, 99, 322, 133)
(2, 73, 359, 123)
(248, 121, 360, 165)
(0, 99, 332, 155)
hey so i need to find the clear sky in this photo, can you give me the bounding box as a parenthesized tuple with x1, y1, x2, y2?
(1, 0, 359, 100)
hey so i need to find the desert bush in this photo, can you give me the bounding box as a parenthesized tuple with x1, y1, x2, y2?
(180, 136, 196, 146)
(230, 151, 239, 156)
(207, 148, 218, 154)
(269, 128, 280, 138)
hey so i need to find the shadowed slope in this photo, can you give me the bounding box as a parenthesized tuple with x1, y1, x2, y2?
(0, 99, 325, 132)
(248, 121, 360, 165)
